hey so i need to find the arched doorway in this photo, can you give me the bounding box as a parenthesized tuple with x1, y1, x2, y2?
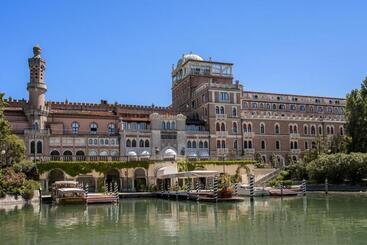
(48, 169, 65, 191)
(76, 150, 85, 161)
(134, 168, 147, 192)
(50, 150, 60, 161)
(105, 169, 120, 192)
(76, 175, 96, 192)
(63, 150, 73, 161)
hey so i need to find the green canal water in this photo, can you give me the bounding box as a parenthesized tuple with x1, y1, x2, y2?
(1, 194, 367, 245)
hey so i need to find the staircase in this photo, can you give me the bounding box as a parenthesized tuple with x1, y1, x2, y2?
(254, 168, 281, 186)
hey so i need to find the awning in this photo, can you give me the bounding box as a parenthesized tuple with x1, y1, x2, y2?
(140, 150, 150, 156)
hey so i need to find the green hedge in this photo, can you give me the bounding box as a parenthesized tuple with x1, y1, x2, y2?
(37, 160, 257, 177)
(36, 161, 152, 177)
(307, 153, 367, 184)
(179, 160, 256, 172)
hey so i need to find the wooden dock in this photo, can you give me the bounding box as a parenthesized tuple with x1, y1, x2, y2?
(154, 191, 245, 202)
(86, 194, 119, 204)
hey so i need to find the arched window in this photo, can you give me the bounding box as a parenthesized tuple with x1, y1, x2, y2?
(293, 125, 297, 133)
(132, 139, 137, 147)
(139, 139, 144, 147)
(232, 122, 237, 133)
(105, 139, 109, 145)
(187, 141, 192, 148)
(305, 142, 308, 150)
(318, 126, 323, 135)
(260, 123, 265, 134)
(272, 104, 276, 110)
(312, 141, 316, 149)
(71, 122, 79, 134)
(93, 139, 97, 145)
(32, 121, 39, 130)
(290, 141, 294, 149)
(304, 125, 308, 135)
(171, 122, 176, 130)
(330, 126, 334, 135)
(30, 141, 35, 154)
(192, 141, 197, 148)
(36, 141, 42, 154)
(232, 107, 237, 117)
(216, 122, 220, 131)
(216, 140, 221, 149)
(261, 140, 265, 149)
(243, 124, 248, 132)
(145, 140, 150, 147)
(126, 139, 131, 147)
(90, 122, 98, 134)
(248, 124, 252, 132)
(166, 121, 171, 130)
(108, 123, 116, 134)
(204, 141, 208, 148)
(340, 127, 344, 136)
(88, 139, 93, 145)
(326, 126, 330, 135)
(275, 124, 280, 134)
(221, 123, 225, 131)
(221, 140, 226, 148)
(289, 125, 293, 134)
(248, 140, 252, 149)
(199, 141, 203, 148)
(311, 126, 316, 135)
(220, 106, 225, 114)
(276, 141, 280, 150)
(215, 106, 220, 114)
(244, 141, 248, 149)
(294, 141, 298, 149)
(234, 140, 238, 149)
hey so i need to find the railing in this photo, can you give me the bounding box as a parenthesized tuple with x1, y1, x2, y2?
(216, 148, 229, 155)
(244, 148, 255, 154)
(216, 131, 228, 136)
(24, 128, 50, 135)
(289, 133, 300, 138)
(290, 149, 301, 154)
(215, 114, 227, 120)
(243, 132, 255, 138)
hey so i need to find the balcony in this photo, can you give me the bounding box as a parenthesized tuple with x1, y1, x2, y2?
(215, 114, 227, 120)
(290, 149, 301, 154)
(216, 131, 228, 137)
(24, 128, 50, 136)
(243, 132, 254, 138)
(290, 133, 300, 138)
(216, 148, 229, 155)
(244, 148, 255, 154)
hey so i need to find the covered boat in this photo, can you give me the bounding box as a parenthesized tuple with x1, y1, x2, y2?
(51, 181, 86, 204)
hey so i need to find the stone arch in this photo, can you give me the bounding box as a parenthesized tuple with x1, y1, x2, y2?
(105, 169, 121, 191)
(48, 169, 65, 191)
(50, 150, 60, 161)
(235, 165, 252, 184)
(134, 168, 147, 192)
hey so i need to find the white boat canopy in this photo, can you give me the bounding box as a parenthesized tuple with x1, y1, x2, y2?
(156, 166, 178, 179)
(140, 150, 150, 156)
(164, 149, 177, 157)
(158, 170, 219, 179)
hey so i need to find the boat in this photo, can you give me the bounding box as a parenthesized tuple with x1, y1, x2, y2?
(235, 184, 270, 197)
(51, 181, 86, 204)
(269, 188, 298, 196)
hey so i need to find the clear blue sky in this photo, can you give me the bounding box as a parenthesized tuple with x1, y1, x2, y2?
(1, 1, 366, 106)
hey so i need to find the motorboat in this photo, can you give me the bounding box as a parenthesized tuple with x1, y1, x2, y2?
(51, 181, 86, 204)
(235, 184, 270, 197)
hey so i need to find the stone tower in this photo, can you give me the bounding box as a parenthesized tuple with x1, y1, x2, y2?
(25, 45, 49, 129)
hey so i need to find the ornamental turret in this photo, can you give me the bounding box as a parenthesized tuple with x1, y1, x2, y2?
(25, 45, 49, 129)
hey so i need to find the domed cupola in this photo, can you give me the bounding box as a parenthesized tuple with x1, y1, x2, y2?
(177, 52, 203, 67)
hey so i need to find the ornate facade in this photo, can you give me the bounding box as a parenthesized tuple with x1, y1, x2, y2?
(4, 47, 346, 166)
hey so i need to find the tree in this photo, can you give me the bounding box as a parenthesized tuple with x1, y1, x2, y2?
(345, 78, 367, 152)
(0, 93, 25, 167)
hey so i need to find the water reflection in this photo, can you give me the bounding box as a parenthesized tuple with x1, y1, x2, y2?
(1, 194, 367, 244)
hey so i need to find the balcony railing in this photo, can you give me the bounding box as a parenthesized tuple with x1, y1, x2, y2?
(215, 114, 227, 120)
(243, 132, 255, 138)
(290, 149, 301, 154)
(244, 148, 255, 154)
